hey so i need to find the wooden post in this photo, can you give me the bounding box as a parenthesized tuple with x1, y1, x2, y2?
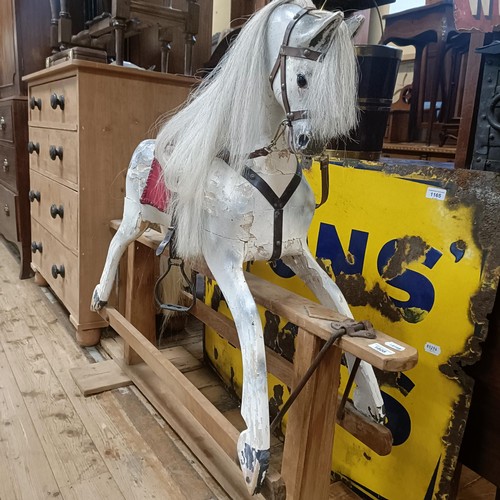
(124, 242, 157, 364)
(455, 31, 485, 169)
(281, 327, 343, 500)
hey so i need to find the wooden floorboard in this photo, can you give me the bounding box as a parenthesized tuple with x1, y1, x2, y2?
(0, 346, 62, 499)
(0, 238, 227, 500)
(0, 237, 497, 499)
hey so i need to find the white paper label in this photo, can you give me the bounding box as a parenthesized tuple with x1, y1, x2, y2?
(385, 341, 405, 351)
(426, 187, 446, 201)
(369, 343, 395, 356)
(424, 342, 441, 356)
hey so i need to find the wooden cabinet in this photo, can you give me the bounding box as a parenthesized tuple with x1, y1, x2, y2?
(0, 97, 32, 278)
(0, 0, 51, 278)
(24, 60, 193, 346)
(0, 0, 51, 99)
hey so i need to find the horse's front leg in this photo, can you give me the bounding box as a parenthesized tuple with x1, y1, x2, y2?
(91, 197, 149, 311)
(203, 244, 270, 495)
(282, 247, 385, 423)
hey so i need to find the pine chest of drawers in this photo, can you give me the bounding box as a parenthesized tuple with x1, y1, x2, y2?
(24, 61, 193, 345)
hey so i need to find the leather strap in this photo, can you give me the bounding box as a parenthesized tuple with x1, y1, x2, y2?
(269, 7, 317, 125)
(242, 164, 302, 261)
(269, 8, 314, 85)
(280, 45, 322, 60)
(315, 155, 330, 209)
(248, 147, 271, 159)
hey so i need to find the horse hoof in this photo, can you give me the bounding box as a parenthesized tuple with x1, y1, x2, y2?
(237, 435, 270, 494)
(91, 289, 107, 312)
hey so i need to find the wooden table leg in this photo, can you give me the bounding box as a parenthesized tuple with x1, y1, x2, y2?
(124, 241, 157, 365)
(281, 327, 343, 500)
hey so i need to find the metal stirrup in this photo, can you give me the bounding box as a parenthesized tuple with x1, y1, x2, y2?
(154, 226, 196, 313)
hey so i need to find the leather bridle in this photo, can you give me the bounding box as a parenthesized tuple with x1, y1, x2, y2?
(269, 7, 323, 127)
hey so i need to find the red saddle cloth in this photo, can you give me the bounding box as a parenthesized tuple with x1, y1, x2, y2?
(140, 157, 170, 213)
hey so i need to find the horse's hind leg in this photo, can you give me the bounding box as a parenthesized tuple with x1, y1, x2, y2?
(91, 198, 149, 311)
(203, 247, 270, 495)
(282, 248, 385, 423)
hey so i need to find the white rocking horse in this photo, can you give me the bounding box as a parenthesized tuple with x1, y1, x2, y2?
(92, 0, 384, 494)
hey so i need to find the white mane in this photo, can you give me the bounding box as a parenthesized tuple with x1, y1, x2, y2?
(155, 0, 358, 259)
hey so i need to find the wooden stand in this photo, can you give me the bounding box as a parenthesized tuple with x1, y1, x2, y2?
(97, 222, 418, 499)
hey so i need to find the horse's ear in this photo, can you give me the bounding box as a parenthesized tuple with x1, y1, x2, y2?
(345, 14, 365, 38)
(302, 10, 344, 50)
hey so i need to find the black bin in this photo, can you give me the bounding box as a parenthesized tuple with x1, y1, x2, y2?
(329, 44, 402, 161)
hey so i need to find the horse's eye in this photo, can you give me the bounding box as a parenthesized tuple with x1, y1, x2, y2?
(297, 74, 308, 88)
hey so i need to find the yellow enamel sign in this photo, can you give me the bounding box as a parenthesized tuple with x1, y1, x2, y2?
(205, 160, 499, 498)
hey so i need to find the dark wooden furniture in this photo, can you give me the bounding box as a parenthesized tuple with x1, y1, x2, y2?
(0, 0, 52, 278)
(460, 288, 500, 494)
(62, 0, 212, 77)
(0, 98, 31, 278)
(382, 0, 465, 146)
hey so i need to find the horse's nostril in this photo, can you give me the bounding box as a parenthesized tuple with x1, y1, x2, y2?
(298, 134, 310, 148)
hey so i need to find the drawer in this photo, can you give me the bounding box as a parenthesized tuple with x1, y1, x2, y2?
(31, 219, 79, 316)
(0, 144, 17, 191)
(28, 127, 78, 188)
(0, 183, 18, 242)
(30, 170, 78, 253)
(28, 77, 78, 130)
(0, 103, 14, 143)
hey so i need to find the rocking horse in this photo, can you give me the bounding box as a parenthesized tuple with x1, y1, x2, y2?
(92, 0, 384, 494)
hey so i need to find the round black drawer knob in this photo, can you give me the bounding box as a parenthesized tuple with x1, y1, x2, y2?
(50, 93, 65, 110)
(31, 241, 43, 253)
(51, 264, 65, 279)
(28, 141, 40, 155)
(28, 190, 41, 203)
(30, 97, 42, 110)
(49, 145, 63, 161)
(50, 203, 64, 219)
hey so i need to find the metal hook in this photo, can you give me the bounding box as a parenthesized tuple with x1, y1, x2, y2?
(268, 120, 288, 151)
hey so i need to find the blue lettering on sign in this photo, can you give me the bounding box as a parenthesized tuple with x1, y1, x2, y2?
(381, 373, 415, 446)
(313, 223, 443, 323)
(377, 240, 442, 322)
(316, 223, 369, 275)
(271, 259, 296, 279)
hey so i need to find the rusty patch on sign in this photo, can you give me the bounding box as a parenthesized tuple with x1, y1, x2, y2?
(436, 392, 471, 497)
(263, 310, 297, 362)
(436, 169, 500, 376)
(376, 370, 416, 398)
(210, 281, 224, 311)
(228, 365, 239, 400)
(379, 236, 427, 280)
(335, 273, 401, 322)
(439, 324, 484, 388)
(269, 384, 285, 440)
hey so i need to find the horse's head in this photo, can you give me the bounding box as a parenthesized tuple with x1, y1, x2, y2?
(269, 6, 363, 155)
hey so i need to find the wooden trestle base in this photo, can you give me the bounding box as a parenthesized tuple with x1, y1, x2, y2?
(98, 222, 418, 499)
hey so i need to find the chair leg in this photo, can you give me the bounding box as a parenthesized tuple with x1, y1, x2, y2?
(113, 18, 126, 65)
